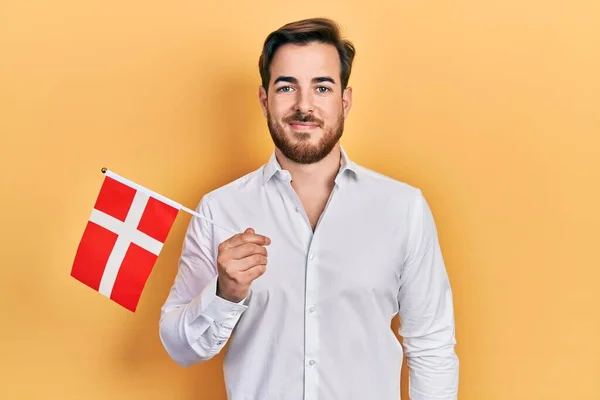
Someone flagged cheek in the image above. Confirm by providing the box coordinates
[321,103,343,124]
[269,96,295,116]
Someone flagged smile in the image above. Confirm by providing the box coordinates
[288,122,319,130]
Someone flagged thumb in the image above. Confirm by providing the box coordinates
[245,227,255,234]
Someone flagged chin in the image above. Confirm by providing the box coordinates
[288,126,322,139]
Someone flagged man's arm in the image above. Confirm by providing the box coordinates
[397,189,459,399]
[159,197,247,367]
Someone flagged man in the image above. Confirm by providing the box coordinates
[159,17,459,400]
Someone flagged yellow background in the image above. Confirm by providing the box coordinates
[1,0,599,399]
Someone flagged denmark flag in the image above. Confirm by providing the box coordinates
[71,170,180,312]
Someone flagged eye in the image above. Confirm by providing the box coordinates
[276,86,294,92]
[316,86,331,93]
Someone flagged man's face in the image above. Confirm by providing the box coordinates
[259,42,352,164]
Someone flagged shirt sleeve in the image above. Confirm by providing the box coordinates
[159,196,248,367]
[397,189,459,399]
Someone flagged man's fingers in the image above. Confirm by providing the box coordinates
[220,228,271,250]
[229,242,268,260]
[242,264,267,281]
[235,254,268,272]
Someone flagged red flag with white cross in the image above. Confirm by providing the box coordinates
[71,169,181,312]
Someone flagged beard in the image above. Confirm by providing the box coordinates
[267,108,344,164]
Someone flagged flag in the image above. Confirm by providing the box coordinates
[71,170,181,312]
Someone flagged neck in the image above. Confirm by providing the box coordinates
[275,144,342,191]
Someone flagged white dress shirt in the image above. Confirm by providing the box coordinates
[159,147,459,400]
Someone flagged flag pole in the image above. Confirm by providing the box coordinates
[101,167,239,236]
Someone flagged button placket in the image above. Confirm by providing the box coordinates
[279,178,312,236]
[304,240,320,400]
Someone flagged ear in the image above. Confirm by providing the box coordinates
[258,85,268,118]
[342,86,353,118]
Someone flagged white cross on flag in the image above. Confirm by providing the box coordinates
[71,170,181,312]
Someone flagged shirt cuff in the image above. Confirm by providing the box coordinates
[187,275,248,325]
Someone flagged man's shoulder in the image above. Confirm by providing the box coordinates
[200,164,266,205]
[351,163,431,221]
[353,162,422,198]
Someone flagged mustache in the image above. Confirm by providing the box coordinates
[283,111,323,126]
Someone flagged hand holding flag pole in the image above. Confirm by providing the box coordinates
[71,167,238,312]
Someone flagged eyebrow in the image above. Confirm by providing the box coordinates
[273,76,337,85]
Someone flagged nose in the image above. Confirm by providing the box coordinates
[294,88,314,114]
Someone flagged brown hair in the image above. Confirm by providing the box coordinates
[258,18,356,91]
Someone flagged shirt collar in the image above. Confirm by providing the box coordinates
[262,145,359,187]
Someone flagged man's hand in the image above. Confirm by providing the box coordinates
[216,228,271,303]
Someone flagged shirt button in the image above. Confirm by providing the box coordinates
[309,254,315,260]
[231,311,238,316]
[309,307,315,313]
[295,206,301,212]
[309,360,315,366]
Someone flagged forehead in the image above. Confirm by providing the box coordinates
[270,42,341,83]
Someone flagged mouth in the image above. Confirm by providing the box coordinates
[288,122,320,131]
